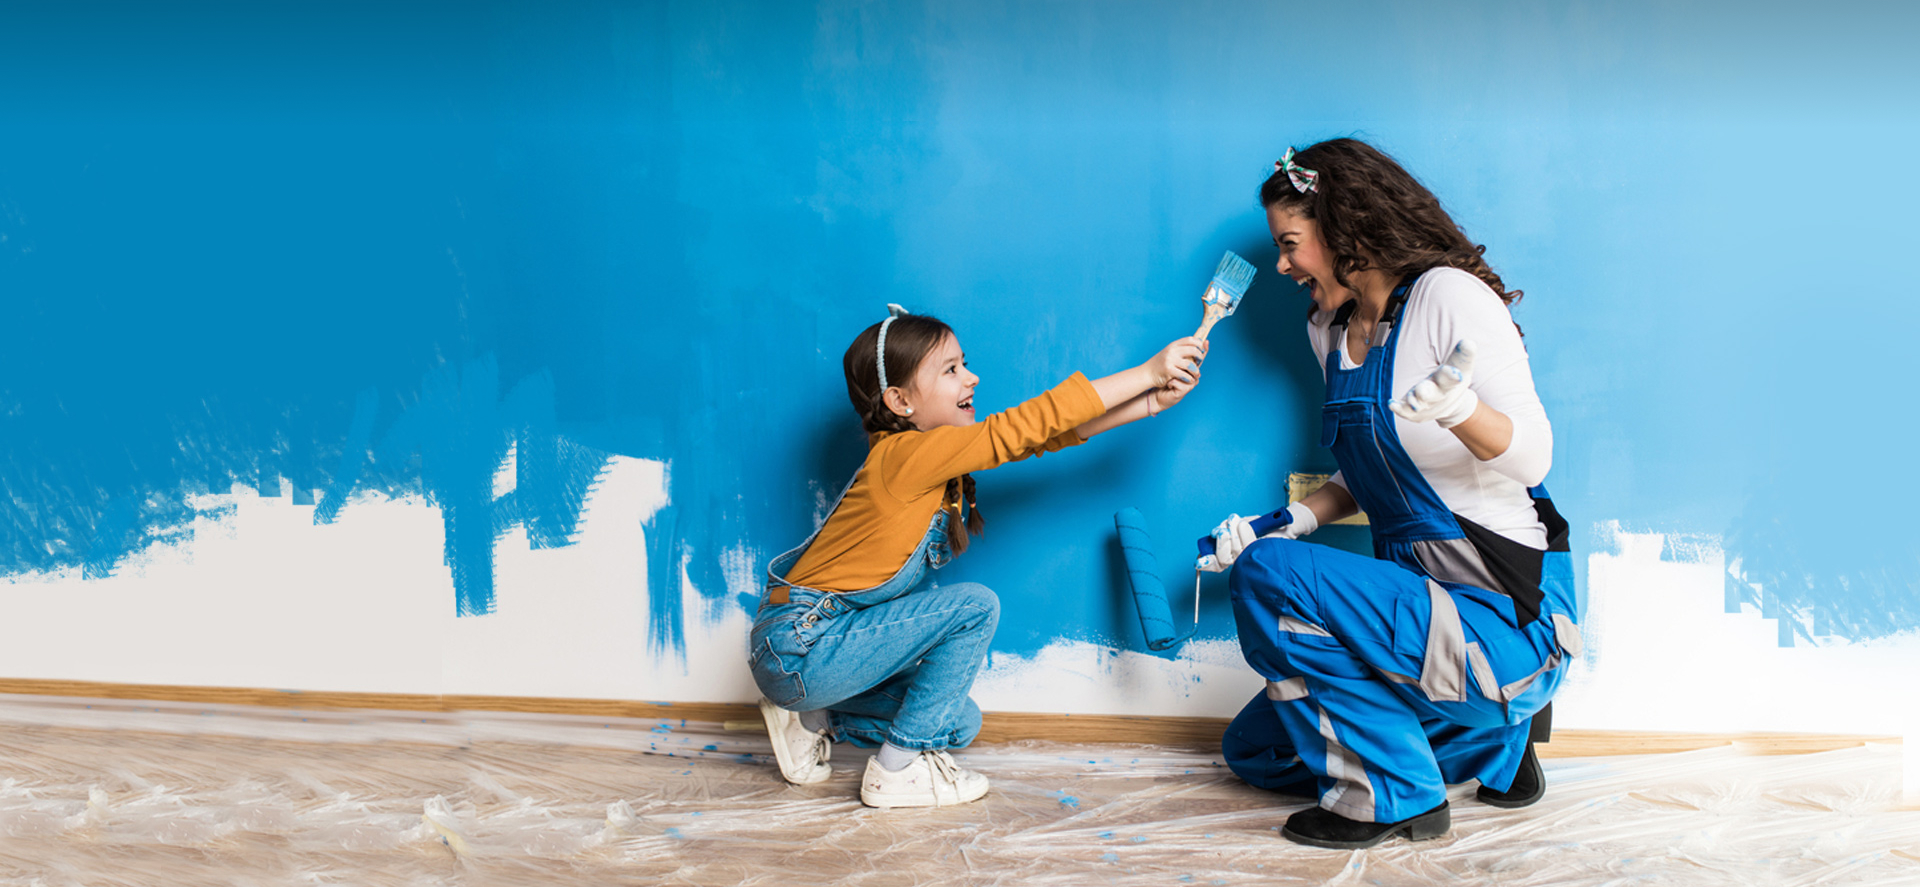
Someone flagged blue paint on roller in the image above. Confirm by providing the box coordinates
[1114,507,1193,652]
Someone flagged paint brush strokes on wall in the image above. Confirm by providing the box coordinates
[2,348,612,619]
[1725,482,1920,647]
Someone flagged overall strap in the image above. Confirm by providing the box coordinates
[1326,274,1418,343]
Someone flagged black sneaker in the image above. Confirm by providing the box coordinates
[1476,740,1545,808]
[1280,801,1450,849]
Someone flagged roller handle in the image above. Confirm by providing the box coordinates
[1195,508,1292,559]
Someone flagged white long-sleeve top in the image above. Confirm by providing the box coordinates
[1310,267,1552,549]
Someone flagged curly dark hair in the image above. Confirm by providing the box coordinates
[840,314,986,555]
[1262,138,1522,313]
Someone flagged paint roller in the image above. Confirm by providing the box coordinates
[1115,507,1197,652]
[1112,507,1291,651]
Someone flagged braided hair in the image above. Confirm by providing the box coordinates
[841,314,987,555]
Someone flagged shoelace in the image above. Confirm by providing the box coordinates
[926,751,961,802]
[807,730,832,766]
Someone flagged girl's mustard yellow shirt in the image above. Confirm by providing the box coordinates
[783,373,1105,595]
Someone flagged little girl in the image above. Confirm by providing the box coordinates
[753,304,1207,808]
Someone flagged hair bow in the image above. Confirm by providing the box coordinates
[1275,147,1319,194]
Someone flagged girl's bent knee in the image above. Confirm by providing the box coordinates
[944,582,1000,625]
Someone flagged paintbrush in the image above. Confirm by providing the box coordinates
[1193,250,1257,341]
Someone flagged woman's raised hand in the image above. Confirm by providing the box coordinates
[1147,337,1208,388]
[1390,339,1478,427]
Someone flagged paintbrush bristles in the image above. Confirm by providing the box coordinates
[1195,251,1256,341]
[1204,251,1256,312]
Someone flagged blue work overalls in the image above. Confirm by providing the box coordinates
[1225,275,1583,823]
[751,479,1000,751]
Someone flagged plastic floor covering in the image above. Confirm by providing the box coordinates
[0,694,1912,886]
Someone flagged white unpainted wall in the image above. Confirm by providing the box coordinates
[1,454,1914,745]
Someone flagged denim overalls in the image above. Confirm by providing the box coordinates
[750,476,1000,751]
[1224,273,1583,824]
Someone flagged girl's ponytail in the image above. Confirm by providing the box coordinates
[944,473,987,555]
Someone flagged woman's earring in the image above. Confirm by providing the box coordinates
[904,407,915,416]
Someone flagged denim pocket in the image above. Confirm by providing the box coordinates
[752,606,817,653]
[749,635,808,708]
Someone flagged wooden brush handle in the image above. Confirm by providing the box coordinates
[1195,303,1228,341]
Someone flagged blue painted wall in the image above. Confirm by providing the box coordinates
[3,1,1914,668]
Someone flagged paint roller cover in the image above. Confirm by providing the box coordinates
[1115,507,1181,652]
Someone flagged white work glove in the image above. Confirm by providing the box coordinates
[1198,502,1319,572]
[1389,339,1479,428]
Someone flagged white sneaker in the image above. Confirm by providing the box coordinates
[759,698,832,785]
[860,750,990,808]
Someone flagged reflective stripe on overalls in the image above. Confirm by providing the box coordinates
[1227,274,1582,823]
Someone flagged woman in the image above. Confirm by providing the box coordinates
[1201,139,1581,848]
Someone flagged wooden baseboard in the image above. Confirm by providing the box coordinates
[0,678,1898,757]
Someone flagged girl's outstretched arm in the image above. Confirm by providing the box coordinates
[1075,337,1207,439]
[1075,374,1193,439]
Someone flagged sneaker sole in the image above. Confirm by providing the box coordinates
[1280,803,1451,849]
[758,699,831,786]
[860,782,990,809]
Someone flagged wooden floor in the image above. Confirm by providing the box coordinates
[0,693,1912,886]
